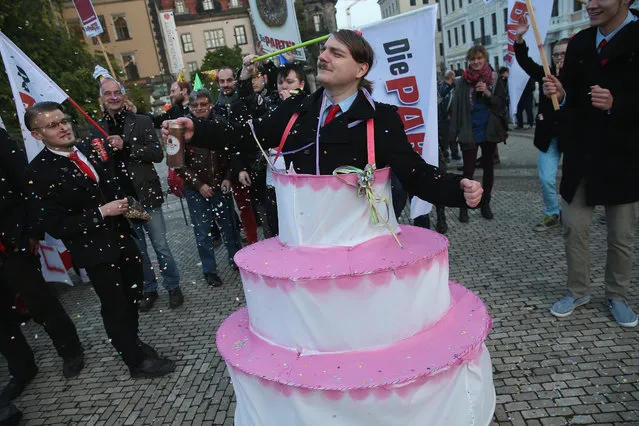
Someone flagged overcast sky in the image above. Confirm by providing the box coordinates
[335,0,382,29]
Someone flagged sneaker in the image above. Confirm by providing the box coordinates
[550,295,592,318]
[139,292,158,312]
[168,287,184,309]
[534,214,560,232]
[205,273,223,287]
[609,299,638,327]
[459,208,469,223]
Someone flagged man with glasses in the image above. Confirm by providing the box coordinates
[178,89,243,287]
[515,19,568,232]
[93,78,183,312]
[24,102,176,377]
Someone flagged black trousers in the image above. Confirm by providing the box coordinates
[250,165,279,238]
[0,250,83,380]
[516,94,534,127]
[84,236,145,367]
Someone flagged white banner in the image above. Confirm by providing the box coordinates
[158,10,184,76]
[362,6,438,218]
[505,0,554,119]
[0,31,72,285]
[248,0,306,61]
[72,0,103,38]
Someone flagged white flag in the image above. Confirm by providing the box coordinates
[504,0,554,119]
[0,31,72,285]
[0,31,68,161]
[158,10,184,76]
[362,6,439,218]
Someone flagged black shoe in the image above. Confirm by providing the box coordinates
[205,273,223,287]
[139,292,158,312]
[481,203,494,220]
[168,287,184,309]
[413,214,430,229]
[129,357,176,378]
[0,403,22,426]
[459,208,469,223]
[136,339,159,359]
[62,353,85,379]
[435,206,448,234]
[0,367,37,405]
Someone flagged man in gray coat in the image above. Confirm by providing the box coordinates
[94,79,183,311]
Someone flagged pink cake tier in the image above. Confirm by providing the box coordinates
[234,225,451,353]
[217,283,495,425]
[272,167,400,247]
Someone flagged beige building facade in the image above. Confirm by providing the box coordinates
[63,0,164,81]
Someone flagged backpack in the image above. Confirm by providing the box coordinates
[167,169,185,198]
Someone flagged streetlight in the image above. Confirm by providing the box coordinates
[345,0,365,28]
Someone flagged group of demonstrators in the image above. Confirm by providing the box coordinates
[0,0,638,421]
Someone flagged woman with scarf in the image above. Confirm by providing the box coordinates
[449,45,508,223]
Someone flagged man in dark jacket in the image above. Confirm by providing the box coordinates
[151,81,190,128]
[24,102,175,377]
[0,129,84,405]
[543,1,639,327]
[516,78,535,129]
[94,79,183,311]
[516,19,568,232]
[163,30,483,209]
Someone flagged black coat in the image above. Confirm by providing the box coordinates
[559,11,639,205]
[0,129,39,252]
[515,41,562,153]
[25,145,134,268]
[191,88,466,207]
[151,104,189,129]
[92,111,164,210]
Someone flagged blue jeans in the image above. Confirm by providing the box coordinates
[132,207,180,293]
[185,188,242,274]
[538,139,561,217]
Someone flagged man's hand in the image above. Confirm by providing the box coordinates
[283,51,295,63]
[590,85,613,111]
[475,82,491,97]
[460,178,483,208]
[221,179,231,194]
[162,117,194,141]
[107,135,124,151]
[238,171,252,187]
[199,183,214,198]
[516,16,529,42]
[542,75,565,102]
[99,198,129,217]
[124,98,138,113]
[240,54,259,80]
[28,238,40,256]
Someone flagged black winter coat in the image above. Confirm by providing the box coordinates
[559,11,639,205]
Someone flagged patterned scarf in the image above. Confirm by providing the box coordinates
[463,64,494,87]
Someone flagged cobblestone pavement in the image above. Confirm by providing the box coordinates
[4,129,638,425]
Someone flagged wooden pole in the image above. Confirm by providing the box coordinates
[95,36,117,79]
[524,0,560,110]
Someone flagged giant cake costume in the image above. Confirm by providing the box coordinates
[216,106,496,425]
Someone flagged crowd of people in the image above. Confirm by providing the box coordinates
[0,0,637,422]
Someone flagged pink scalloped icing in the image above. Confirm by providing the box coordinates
[272,167,391,191]
[216,282,492,393]
[234,225,448,283]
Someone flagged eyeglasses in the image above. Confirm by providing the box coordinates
[34,116,71,131]
[190,102,211,108]
[552,52,566,58]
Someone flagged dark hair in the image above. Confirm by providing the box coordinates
[24,102,64,131]
[278,64,306,84]
[176,81,191,95]
[189,88,213,104]
[498,66,509,75]
[216,66,235,81]
[330,29,375,93]
[555,38,570,48]
[466,44,488,61]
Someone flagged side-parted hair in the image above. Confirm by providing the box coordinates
[189,89,213,104]
[277,63,308,91]
[330,29,375,93]
[466,44,488,61]
[24,101,64,131]
[176,81,192,95]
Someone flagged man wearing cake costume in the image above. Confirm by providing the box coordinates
[164,30,495,426]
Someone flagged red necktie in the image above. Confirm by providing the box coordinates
[323,104,341,126]
[69,151,98,182]
[599,39,608,66]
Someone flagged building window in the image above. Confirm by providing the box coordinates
[230,0,240,7]
[67,20,84,41]
[234,26,247,45]
[422,0,428,3]
[444,0,448,14]
[202,0,214,10]
[181,33,194,52]
[492,12,497,35]
[313,14,322,32]
[462,24,466,43]
[447,30,451,48]
[410,0,416,5]
[112,15,131,40]
[503,8,508,30]
[494,56,499,70]
[451,0,455,11]
[470,21,475,40]
[439,42,444,57]
[204,29,225,49]
[187,61,198,73]
[458,0,462,7]
[573,0,583,11]
[552,0,559,17]
[454,27,459,46]
[175,0,186,14]
[121,53,139,80]
[480,17,485,38]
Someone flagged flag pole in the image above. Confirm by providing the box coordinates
[251,35,330,63]
[94,36,117,79]
[65,97,109,138]
[524,0,560,110]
